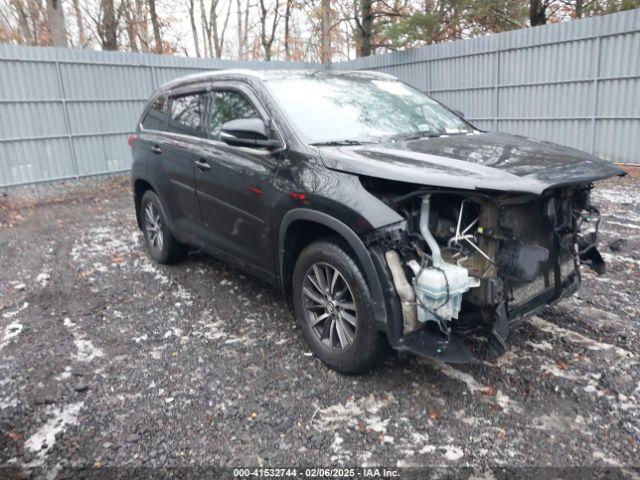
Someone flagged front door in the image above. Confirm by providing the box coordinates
[194,86,280,277]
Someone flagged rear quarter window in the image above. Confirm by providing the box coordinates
[141,95,170,130]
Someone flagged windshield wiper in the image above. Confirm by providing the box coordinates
[310,139,372,147]
[390,131,441,142]
[391,130,472,142]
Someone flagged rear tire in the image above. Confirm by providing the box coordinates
[140,190,187,264]
[292,240,387,374]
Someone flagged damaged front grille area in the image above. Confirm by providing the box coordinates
[361,178,602,361]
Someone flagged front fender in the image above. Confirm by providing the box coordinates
[279,208,389,331]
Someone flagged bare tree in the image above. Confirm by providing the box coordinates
[9,0,41,45]
[211,0,232,57]
[135,0,151,51]
[71,0,87,46]
[147,0,162,52]
[199,0,233,58]
[259,0,280,60]
[530,0,550,25]
[283,0,292,59]
[100,0,118,50]
[188,0,201,56]
[319,0,331,62]
[121,0,139,51]
[356,0,374,56]
[46,0,69,46]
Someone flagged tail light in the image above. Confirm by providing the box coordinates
[128,134,138,148]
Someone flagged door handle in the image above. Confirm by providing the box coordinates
[151,145,162,155]
[195,159,211,171]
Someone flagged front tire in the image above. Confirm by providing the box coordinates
[292,240,387,374]
[140,190,187,264]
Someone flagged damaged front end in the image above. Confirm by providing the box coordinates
[363,178,606,363]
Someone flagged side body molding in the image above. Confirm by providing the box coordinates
[279,209,388,330]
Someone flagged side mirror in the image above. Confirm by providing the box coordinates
[451,108,465,119]
[220,118,282,149]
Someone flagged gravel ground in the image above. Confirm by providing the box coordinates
[0,173,639,477]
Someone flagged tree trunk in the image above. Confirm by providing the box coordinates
[188,0,201,57]
[236,0,244,59]
[529,0,547,26]
[147,0,163,53]
[122,0,139,51]
[320,0,331,63]
[101,0,118,50]
[359,0,374,57]
[11,0,36,45]
[199,0,210,56]
[71,0,86,46]
[259,0,279,61]
[46,0,68,47]
[283,0,292,60]
[136,0,150,51]
[213,0,232,58]
[242,0,249,58]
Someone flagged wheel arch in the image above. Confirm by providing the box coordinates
[133,177,155,229]
[279,209,388,331]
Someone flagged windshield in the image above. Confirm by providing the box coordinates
[264,74,473,145]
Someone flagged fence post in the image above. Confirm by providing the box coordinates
[55,60,80,181]
[590,36,602,155]
[151,65,158,89]
[493,50,500,132]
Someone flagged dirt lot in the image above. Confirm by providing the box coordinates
[0,174,639,477]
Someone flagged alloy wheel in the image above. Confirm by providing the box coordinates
[302,262,358,350]
[144,202,164,251]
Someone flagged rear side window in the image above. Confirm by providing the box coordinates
[141,94,170,130]
[206,90,260,140]
[167,93,206,136]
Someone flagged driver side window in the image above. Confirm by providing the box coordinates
[207,90,260,140]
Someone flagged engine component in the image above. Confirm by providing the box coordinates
[412,195,480,328]
[496,243,549,282]
[385,250,419,333]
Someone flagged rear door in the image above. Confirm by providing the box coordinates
[194,85,280,277]
[153,90,207,235]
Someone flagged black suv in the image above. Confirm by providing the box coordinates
[131,70,623,373]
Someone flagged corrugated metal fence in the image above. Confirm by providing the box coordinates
[0,46,315,187]
[0,9,638,187]
[334,8,640,165]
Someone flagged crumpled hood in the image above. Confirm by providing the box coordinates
[319,132,625,195]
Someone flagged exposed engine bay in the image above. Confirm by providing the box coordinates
[362,177,606,362]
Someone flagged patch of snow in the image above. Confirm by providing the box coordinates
[163,327,183,339]
[602,252,640,267]
[0,322,23,350]
[525,340,553,352]
[24,402,83,466]
[540,363,581,381]
[73,338,104,362]
[420,358,522,413]
[63,317,104,362]
[2,302,28,319]
[528,316,636,359]
[55,366,72,381]
[418,444,464,461]
[591,451,622,467]
[36,272,50,287]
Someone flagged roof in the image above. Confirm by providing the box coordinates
[158,69,398,92]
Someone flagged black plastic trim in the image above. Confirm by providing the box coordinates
[279,209,388,330]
